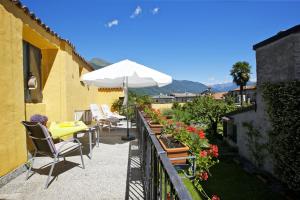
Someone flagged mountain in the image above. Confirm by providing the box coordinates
[211,81,256,92]
[130,80,208,95]
[89,58,111,69]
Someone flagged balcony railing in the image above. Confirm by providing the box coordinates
[136,110,192,200]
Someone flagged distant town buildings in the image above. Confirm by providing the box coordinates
[170,92,200,102]
[211,92,227,100]
[228,85,256,104]
[152,94,175,103]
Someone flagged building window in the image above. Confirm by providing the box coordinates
[23,41,43,103]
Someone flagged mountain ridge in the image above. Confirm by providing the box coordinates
[130,80,208,95]
[211,81,256,92]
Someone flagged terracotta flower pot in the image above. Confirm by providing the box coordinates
[158,135,189,164]
[148,121,163,135]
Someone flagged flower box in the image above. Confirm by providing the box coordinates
[158,135,189,164]
[148,121,163,135]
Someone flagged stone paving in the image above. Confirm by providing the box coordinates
[0,123,144,200]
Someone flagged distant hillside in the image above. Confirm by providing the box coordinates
[130,80,208,95]
[212,81,256,92]
[89,58,111,69]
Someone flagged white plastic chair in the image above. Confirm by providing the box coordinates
[90,104,119,132]
[101,104,126,120]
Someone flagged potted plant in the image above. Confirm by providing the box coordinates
[157,120,189,164]
[142,106,152,122]
[147,108,164,134]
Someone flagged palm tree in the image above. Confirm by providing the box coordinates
[230,61,251,106]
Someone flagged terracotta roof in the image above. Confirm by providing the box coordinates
[7,0,94,71]
[233,85,256,91]
[212,92,227,100]
[253,24,300,50]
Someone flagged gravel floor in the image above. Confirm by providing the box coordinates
[0,123,143,200]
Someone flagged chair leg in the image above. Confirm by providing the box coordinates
[96,126,100,147]
[44,157,57,189]
[25,150,37,181]
[88,129,92,159]
[79,145,85,169]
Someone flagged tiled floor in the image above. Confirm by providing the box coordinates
[0,123,144,200]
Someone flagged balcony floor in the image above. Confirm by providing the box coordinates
[0,122,144,200]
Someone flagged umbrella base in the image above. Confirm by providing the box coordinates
[121,135,136,141]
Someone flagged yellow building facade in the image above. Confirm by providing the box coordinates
[0,0,123,176]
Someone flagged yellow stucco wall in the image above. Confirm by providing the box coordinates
[0,4,27,176]
[151,103,185,111]
[0,2,122,176]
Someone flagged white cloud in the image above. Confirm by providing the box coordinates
[152,7,159,15]
[130,6,142,18]
[105,19,119,28]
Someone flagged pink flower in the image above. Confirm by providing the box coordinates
[209,144,219,157]
[199,171,208,181]
[200,150,208,157]
[211,195,220,200]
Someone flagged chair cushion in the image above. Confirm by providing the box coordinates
[55,141,80,155]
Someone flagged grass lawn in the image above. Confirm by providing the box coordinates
[180,158,283,200]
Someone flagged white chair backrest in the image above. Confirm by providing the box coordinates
[90,104,105,120]
[101,104,111,115]
[74,110,84,121]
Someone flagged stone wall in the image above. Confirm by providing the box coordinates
[227,110,273,173]
[225,29,300,175]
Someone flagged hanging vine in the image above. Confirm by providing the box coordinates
[262,81,300,191]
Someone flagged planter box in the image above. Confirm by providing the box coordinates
[148,121,163,135]
[158,135,189,164]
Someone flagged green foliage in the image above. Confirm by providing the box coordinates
[172,101,181,110]
[262,81,300,191]
[172,108,193,125]
[161,108,174,117]
[230,61,251,87]
[242,121,267,168]
[184,96,236,135]
[111,92,152,119]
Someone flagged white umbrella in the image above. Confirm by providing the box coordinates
[81,59,172,140]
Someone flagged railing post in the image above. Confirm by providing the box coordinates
[153,150,158,200]
[145,135,151,200]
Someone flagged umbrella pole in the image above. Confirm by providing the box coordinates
[122,76,136,141]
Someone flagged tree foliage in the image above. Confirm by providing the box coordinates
[173,96,236,135]
[230,61,251,106]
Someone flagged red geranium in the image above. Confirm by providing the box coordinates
[209,144,219,157]
[199,150,207,157]
[186,126,196,133]
[199,171,208,181]
[211,195,220,200]
[198,130,205,139]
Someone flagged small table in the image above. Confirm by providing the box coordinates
[49,121,99,159]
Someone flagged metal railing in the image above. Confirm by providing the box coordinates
[136,110,192,200]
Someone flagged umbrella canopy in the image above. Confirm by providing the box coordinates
[81,59,172,88]
[81,59,172,140]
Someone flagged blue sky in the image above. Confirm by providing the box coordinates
[22,0,300,85]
